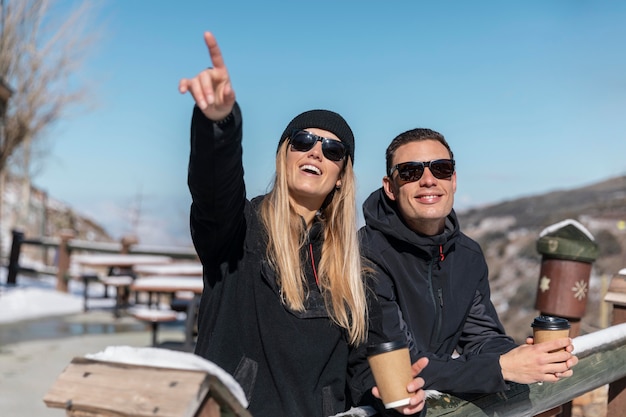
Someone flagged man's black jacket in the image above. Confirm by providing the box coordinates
[349,188,517,409]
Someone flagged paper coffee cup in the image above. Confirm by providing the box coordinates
[531,315,570,352]
[367,341,413,409]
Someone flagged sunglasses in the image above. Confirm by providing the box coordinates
[389,159,455,182]
[289,130,347,162]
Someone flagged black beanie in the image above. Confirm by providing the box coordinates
[278,109,355,163]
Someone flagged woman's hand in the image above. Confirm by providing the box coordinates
[178,31,236,121]
[372,357,429,415]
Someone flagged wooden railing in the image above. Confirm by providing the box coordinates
[422,322,626,417]
[4,228,198,286]
[6,228,626,417]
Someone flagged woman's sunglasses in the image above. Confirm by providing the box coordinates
[289,130,347,162]
[389,159,455,182]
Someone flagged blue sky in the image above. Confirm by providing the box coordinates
[37,1,626,246]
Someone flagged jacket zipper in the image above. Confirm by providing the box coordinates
[428,257,444,347]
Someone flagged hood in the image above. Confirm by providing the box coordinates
[362,188,460,250]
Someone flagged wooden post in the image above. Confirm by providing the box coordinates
[605,271,626,417]
[117,235,139,307]
[6,229,24,285]
[120,234,138,254]
[55,229,75,292]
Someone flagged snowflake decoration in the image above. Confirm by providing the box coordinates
[539,276,551,293]
[571,280,588,301]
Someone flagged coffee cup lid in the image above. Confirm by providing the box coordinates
[531,315,570,330]
[366,340,408,356]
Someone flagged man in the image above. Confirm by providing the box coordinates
[349,128,577,414]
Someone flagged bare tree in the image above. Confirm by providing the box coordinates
[0,0,101,253]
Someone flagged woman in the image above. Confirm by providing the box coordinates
[179,32,426,417]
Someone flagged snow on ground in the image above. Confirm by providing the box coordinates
[0,269,113,324]
[0,287,82,323]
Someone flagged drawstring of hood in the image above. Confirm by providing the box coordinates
[309,242,319,286]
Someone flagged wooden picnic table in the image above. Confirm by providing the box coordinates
[130,276,204,350]
[131,276,203,293]
[72,254,173,269]
[72,254,174,316]
[133,262,203,277]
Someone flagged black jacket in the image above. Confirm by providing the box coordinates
[350,188,517,408]
[188,104,352,417]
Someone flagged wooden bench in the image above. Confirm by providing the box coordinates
[79,273,100,312]
[131,277,203,351]
[131,308,180,347]
[80,273,134,317]
[101,275,135,317]
[43,354,252,417]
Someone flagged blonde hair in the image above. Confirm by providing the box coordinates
[260,141,367,345]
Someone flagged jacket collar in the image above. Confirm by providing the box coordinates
[362,187,460,251]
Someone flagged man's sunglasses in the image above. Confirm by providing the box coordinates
[289,130,347,162]
[388,159,455,182]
